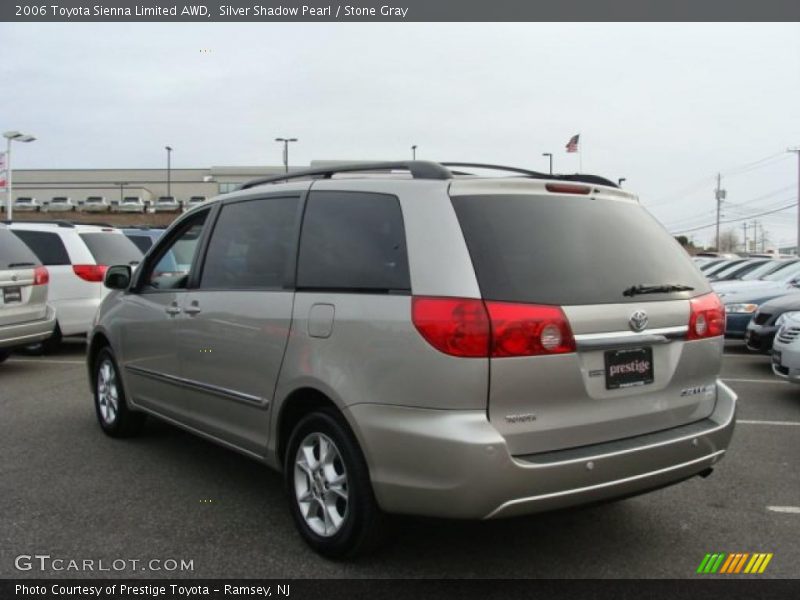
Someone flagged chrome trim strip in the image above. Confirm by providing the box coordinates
[485,449,726,519]
[125,364,268,408]
[511,379,735,469]
[574,325,688,350]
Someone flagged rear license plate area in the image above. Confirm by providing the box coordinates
[604,347,654,390]
[2,286,22,304]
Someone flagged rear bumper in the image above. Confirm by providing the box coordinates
[349,380,737,519]
[52,297,101,336]
[0,305,57,349]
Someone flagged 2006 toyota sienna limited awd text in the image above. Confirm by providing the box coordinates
[87,161,736,558]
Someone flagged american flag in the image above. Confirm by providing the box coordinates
[565,134,580,153]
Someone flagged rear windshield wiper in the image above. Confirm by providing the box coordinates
[8,262,36,268]
[623,283,695,297]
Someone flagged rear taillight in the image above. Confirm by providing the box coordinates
[485,301,576,356]
[33,266,49,286]
[412,297,576,358]
[688,292,725,340]
[412,297,490,357]
[72,264,108,282]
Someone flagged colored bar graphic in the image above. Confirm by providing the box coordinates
[697,552,772,574]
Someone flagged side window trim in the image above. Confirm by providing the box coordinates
[192,192,307,292]
[132,206,215,293]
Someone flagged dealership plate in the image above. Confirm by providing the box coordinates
[2,286,22,304]
[604,347,654,390]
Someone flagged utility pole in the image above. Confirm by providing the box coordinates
[752,220,758,253]
[714,173,726,251]
[411,145,417,160]
[789,147,800,254]
[743,222,748,253]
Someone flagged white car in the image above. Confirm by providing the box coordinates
[7,222,142,349]
[47,197,77,212]
[153,196,181,212]
[82,196,110,213]
[116,196,146,213]
[12,197,42,212]
[772,313,800,383]
[185,196,206,211]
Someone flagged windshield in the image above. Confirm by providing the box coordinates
[15,198,32,203]
[123,198,140,203]
[451,194,710,305]
[741,260,784,280]
[761,261,800,282]
[713,260,767,280]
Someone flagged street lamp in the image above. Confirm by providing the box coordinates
[411,145,417,160]
[275,137,298,174]
[542,152,553,175]
[3,130,36,220]
[115,182,128,206]
[618,177,626,187]
[165,146,173,198]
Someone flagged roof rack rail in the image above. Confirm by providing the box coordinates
[79,221,116,227]
[1,219,75,228]
[240,161,452,190]
[441,162,619,188]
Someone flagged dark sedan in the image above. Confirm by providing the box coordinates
[745,292,800,353]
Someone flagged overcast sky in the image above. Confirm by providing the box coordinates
[1,22,799,247]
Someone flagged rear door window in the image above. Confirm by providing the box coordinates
[297,191,410,293]
[79,233,143,265]
[451,194,710,305]
[200,197,299,290]
[12,230,71,266]
[0,229,40,269]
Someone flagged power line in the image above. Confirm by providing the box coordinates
[669,200,798,234]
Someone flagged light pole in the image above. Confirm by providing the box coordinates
[116,182,128,206]
[618,177,626,187]
[542,152,553,175]
[789,147,800,254]
[165,146,172,198]
[275,137,298,174]
[3,131,36,220]
[411,145,417,160]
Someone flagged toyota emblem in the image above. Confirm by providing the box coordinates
[629,310,648,332]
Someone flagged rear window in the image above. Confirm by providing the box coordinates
[297,191,410,293]
[12,230,71,266]
[126,234,154,253]
[79,233,143,265]
[451,194,710,305]
[0,229,40,269]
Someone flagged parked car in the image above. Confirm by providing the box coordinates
[46,197,77,212]
[185,196,207,211]
[9,222,142,350]
[122,227,164,253]
[745,293,800,353]
[704,259,749,279]
[706,258,770,282]
[0,225,56,362]
[82,196,110,213]
[116,196,147,214]
[771,312,800,382]
[699,259,731,273]
[12,197,42,212]
[88,161,735,558]
[153,196,181,213]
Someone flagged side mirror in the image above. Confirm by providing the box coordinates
[104,265,132,290]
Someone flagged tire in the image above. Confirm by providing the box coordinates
[284,408,389,558]
[0,349,11,363]
[93,347,145,437]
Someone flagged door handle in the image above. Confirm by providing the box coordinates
[165,303,181,316]
[184,302,201,316]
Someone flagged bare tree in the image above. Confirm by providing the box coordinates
[718,229,740,252]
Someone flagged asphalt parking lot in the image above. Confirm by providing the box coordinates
[1,340,798,579]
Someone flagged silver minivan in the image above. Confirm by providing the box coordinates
[88,162,736,557]
[0,225,56,361]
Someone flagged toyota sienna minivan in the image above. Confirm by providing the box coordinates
[88,161,736,557]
